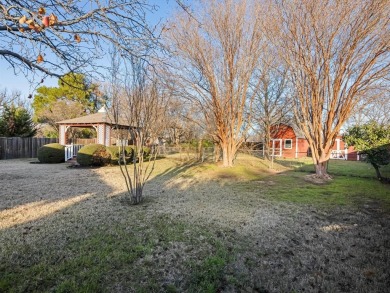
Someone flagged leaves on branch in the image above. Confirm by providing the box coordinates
[38,7,46,15]
[34,24,42,32]
[0,1,155,78]
[49,14,58,26]
[37,54,44,63]
[19,15,27,24]
[42,16,49,27]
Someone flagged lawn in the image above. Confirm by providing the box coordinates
[0,155,389,292]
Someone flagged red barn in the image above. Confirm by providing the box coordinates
[269,124,359,161]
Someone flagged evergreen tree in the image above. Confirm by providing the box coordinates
[344,122,390,181]
[0,104,36,137]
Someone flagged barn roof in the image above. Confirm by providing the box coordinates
[56,107,131,128]
[273,122,306,138]
[290,124,305,138]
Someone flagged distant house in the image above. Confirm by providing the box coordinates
[269,123,360,161]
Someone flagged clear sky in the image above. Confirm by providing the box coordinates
[0,0,183,102]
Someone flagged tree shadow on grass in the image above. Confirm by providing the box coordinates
[0,160,115,212]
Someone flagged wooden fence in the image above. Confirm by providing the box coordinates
[0,137,58,159]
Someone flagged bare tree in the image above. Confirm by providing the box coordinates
[165,0,264,167]
[0,88,24,108]
[108,52,167,205]
[266,0,390,178]
[253,57,292,160]
[0,1,155,81]
[348,91,390,126]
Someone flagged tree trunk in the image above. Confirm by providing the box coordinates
[264,124,271,161]
[198,139,203,161]
[221,141,235,167]
[222,144,229,166]
[214,142,220,162]
[313,159,333,179]
[372,163,383,181]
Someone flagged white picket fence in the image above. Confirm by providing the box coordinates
[65,144,84,161]
[330,149,347,160]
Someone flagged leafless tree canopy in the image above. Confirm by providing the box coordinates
[348,91,390,126]
[165,0,264,167]
[0,88,24,108]
[252,54,293,160]
[0,0,155,80]
[106,49,169,204]
[266,0,390,177]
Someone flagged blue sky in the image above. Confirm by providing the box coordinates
[0,0,184,102]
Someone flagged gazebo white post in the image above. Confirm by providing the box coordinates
[97,124,105,145]
[59,125,66,145]
[105,125,111,146]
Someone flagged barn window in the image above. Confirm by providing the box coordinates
[284,139,292,149]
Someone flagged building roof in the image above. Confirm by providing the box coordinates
[272,122,306,138]
[290,123,305,138]
[56,107,131,127]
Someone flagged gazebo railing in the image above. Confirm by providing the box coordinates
[330,149,347,160]
[65,144,84,161]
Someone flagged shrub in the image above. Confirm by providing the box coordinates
[142,146,151,157]
[106,146,134,164]
[37,143,65,163]
[77,144,111,167]
[130,146,151,160]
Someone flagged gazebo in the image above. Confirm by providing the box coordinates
[57,107,131,147]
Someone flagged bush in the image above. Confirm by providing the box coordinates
[103,145,150,165]
[106,146,134,164]
[77,144,111,167]
[142,146,151,157]
[37,143,65,163]
[131,146,151,159]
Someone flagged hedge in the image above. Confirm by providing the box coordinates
[37,143,65,163]
[77,144,111,166]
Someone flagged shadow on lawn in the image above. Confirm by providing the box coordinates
[0,160,114,213]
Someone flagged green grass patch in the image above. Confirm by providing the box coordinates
[184,154,287,181]
[0,213,237,293]
[276,158,390,179]
[232,169,390,211]
[186,236,231,293]
[272,172,388,207]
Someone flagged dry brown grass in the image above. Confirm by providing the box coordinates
[0,156,389,292]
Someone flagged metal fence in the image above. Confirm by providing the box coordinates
[0,137,58,159]
[156,146,216,162]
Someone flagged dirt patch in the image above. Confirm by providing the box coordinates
[304,174,332,185]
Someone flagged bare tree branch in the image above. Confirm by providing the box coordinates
[0,0,157,81]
